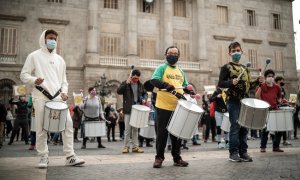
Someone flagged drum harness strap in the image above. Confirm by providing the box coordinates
[35,86,61,100]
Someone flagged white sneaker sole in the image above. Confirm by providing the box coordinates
[66,160,85,166]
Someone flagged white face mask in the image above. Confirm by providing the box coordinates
[266,77,274,84]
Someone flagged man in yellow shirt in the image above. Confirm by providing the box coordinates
[151,46,189,168]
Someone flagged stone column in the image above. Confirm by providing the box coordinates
[163,0,173,50]
[127,0,138,66]
[197,0,207,61]
[86,0,98,64]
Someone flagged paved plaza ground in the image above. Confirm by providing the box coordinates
[0,132,299,180]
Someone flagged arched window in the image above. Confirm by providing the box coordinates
[0,79,15,106]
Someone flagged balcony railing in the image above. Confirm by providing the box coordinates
[0,54,17,64]
[99,56,128,66]
[140,59,163,68]
[140,59,201,70]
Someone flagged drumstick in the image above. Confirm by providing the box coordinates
[237,62,251,80]
[262,58,271,73]
[161,84,193,91]
[128,65,135,79]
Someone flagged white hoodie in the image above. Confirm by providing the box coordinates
[20,30,68,100]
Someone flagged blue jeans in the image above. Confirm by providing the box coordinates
[30,131,36,145]
[227,101,248,155]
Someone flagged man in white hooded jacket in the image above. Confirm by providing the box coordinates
[20,29,85,168]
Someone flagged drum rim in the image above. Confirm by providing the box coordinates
[45,101,68,110]
[131,104,151,111]
[241,98,270,109]
[177,99,204,113]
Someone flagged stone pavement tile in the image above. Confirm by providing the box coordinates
[0,157,46,180]
[46,148,300,180]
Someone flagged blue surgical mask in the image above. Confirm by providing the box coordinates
[231,52,241,62]
[46,39,57,50]
[166,55,178,65]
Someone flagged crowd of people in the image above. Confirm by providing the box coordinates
[0,29,300,170]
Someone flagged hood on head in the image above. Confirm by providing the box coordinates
[39,30,57,53]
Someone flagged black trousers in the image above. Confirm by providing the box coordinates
[155,108,182,161]
[107,124,116,140]
[5,120,13,136]
[119,122,125,139]
[9,119,29,144]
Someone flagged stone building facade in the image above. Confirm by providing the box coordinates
[0,0,297,108]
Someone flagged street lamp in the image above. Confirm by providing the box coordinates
[94,73,113,106]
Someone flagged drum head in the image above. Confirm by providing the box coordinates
[178,100,204,113]
[45,101,68,110]
[279,107,294,111]
[132,105,151,111]
[241,98,270,109]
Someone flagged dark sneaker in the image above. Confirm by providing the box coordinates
[98,144,106,148]
[273,148,284,152]
[173,159,189,167]
[229,153,241,162]
[153,158,163,168]
[240,153,253,162]
[81,145,86,149]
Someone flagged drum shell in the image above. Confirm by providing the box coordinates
[221,112,230,132]
[139,125,155,139]
[267,108,294,131]
[238,98,269,130]
[84,121,106,137]
[43,101,68,132]
[167,100,203,140]
[129,105,151,128]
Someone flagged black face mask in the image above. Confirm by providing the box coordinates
[166,55,178,65]
[280,82,285,87]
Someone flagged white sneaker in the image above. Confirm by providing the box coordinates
[218,143,225,149]
[38,156,49,169]
[65,155,85,166]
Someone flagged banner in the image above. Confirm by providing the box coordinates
[204,85,216,95]
[73,92,83,106]
[289,94,297,103]
[13,85,27,96]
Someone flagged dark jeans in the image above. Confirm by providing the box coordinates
[119,121,125,139]
[9,119,29,144]
[83,137,102,146]
[155,108,182,161]
[204,117,216,140]
[5,120,13,136]
[107,124,116,141]
[74,128,79,140]
[260,128,282,148]
[227,101,248,155]
[30,131,36,145]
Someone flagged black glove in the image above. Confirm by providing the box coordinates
[183,87,195,95]
[165,84,175,92]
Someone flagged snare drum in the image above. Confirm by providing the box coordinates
[267,107,294,131]
[129,105,151,128]
[84,121,106,137]
[167,100,204,140]
[221,112,230,132]
[43,101,68,132]
[238,98,270,129]
[139,125,155,139]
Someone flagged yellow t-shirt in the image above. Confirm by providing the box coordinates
[151,63,188,111]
